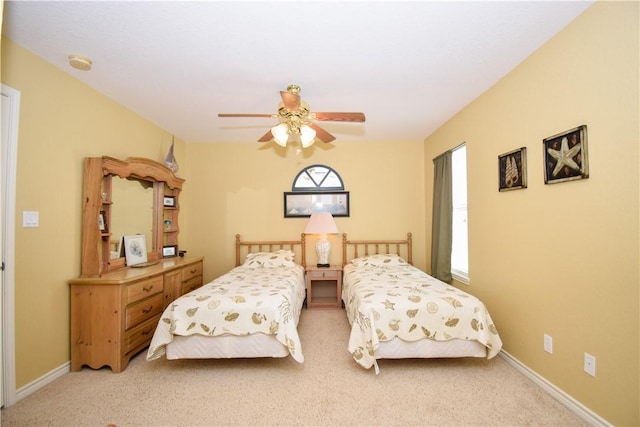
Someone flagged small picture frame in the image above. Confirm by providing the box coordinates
[498,147,527,192]
[123,235,148,266]
[116,236,124,258]
[162,245,177,258]
[163,196,176,207]
[543,125,589,184]
[98,211,108,232]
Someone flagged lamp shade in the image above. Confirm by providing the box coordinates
[300,125,316,148]
[304,212,339,235]
[271,123,289,147]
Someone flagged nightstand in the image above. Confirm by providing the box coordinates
[306,265,342,309]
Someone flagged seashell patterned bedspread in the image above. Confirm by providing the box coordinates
[147,265,306,362]
[342,262,502,370]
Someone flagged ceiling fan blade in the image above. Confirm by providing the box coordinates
[218,113,275,118]
[313,112,366,122]
[220,86,364,145]
[257,129,274,142]
[280,91,300,112]
[309,123,336,143]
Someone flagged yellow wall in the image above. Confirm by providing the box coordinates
[184,140,426,282]
[423,2,638,425]
[0,38,185,387]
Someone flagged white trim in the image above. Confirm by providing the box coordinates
[451,270,469,285]
[1,84,20,408]
[499,350,612,427]
[15,362,70,402]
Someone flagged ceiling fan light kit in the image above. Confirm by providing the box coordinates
[300,125,316,148]
[219,84,365,148]
[271,123,289,147]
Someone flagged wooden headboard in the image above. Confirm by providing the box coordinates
[235,234,307,268]
[342,232,413,266]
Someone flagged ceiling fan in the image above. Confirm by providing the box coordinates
[218,84,366,147]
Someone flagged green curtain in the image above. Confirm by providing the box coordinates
[431,151,452,282]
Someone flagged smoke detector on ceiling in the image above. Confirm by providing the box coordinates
[68,54,92,71]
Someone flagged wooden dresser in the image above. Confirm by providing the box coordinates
[69,256,203,373]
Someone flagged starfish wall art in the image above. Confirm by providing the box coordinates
[543,125,589,184]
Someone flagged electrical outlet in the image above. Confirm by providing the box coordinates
[544,334,553,354]
[584,353,596,377]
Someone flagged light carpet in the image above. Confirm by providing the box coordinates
[1,309,586,426]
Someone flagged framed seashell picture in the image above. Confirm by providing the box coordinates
[498,147,527,191]
[543,125,589,184]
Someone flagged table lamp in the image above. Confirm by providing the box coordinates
[304,212,339,267]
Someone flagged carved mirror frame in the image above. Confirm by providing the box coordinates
[80,156,184,277]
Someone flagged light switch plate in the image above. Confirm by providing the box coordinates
[22,211,39,227]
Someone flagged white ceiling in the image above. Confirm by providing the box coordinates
[2,1,594,144]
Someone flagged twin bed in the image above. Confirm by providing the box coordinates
[147,232,502,373]
[341,233,502,373]
[147,234,307,363]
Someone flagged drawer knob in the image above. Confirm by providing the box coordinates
[190,268,197,273]
[142,306,153,314]
[143,285,154,292]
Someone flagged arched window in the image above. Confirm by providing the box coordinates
[291,165,344,191]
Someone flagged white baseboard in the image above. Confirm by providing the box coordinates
[15,361,70,403]
[499,350,611,427]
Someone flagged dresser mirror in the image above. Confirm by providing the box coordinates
[109,177,154,259]
[80,156,184,277]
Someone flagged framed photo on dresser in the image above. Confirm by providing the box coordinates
[162,245,177,258]
[123,235,148,266]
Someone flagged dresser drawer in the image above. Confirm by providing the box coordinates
[125,293,163,330]
[182,262,203,282]
[124,315,160,354]
[308,269,340,280]
[181,276,202,295]
[126,276,163,305]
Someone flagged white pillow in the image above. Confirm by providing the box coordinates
[351,253,409,267]
[243,250,297,268]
